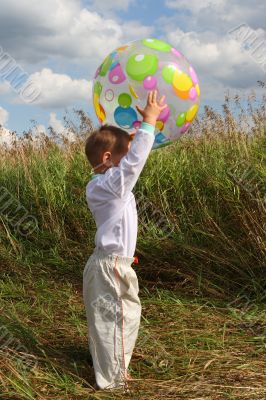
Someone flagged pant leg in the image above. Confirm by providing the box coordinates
[114,256,142,374]
[82,252,141,390]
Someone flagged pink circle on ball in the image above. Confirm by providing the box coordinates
[143,76,157,90]
[94,66,100,79]
[158,106,170,123]
[180,122,191,134]
[108,63,126,84]
[133,121,141,129]
[105,89,114,101]
[189,87,197,101]
[189,66,198,85]
[171,48,182,58]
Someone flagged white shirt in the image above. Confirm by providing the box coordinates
[86,123,155,257]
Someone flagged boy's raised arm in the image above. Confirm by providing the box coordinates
[102,91,167,197]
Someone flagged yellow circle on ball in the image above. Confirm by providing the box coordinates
[156,120,164,131]
[195,84,200,97]
[93,94,106,122]
[173,70,193,92]
[129,84,139,99]
[186,104,199,122]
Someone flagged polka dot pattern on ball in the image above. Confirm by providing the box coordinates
[143,76,157,90]
[171,48,182,58]
[156,120,164,131]
[126,54,158,81]
[129,85,138,99]
[133,121,141,129]
[143,38,172,52]
[105,89,114,102]
[109,64,126,84]
[195,84,200,97]
[180,122,191,134]
[189,87,197,101]
[99,55,113,77]
[176,112,186,127]
[94,81,102,96]
[158,106,170,123]
[118,93,132,108]
[162,64,177,84]
[93,94,106,123]
[114,106,137,129]
[173,71,193,92]
[186,104,199,122]
[92,38,200,149]
[189,66,199,85]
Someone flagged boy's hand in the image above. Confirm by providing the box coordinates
[136,90,168,127]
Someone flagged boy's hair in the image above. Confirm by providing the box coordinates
[85,124,133,170]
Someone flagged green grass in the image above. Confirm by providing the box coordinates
[0,272,265,399]
[0,90,266,398]
[1,126,265,298]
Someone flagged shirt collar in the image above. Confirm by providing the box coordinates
[91,173,102,180]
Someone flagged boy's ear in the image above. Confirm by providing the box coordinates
[102,151,113,167]
[103,151,111,159]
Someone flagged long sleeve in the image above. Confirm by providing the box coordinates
[100,122,155,198]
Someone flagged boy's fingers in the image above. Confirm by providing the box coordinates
[160,104,168,111]
[152,90,157,103]
[136,105,144,115]
[159,95,166,105]
[147,91,153,104]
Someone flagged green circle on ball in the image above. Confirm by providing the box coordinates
[162,65,176,84]
[99,55,113,77]
[94,81,102,96]
[126,54,158,81]
[143,38,172,52]
[118,93,132,108]
[176,112,186,127]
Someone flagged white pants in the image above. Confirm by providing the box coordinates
[82,249,141,390]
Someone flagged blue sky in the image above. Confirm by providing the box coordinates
[0,0,265,140]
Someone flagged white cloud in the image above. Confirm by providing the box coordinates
[0,0,152,127]
[0,0,264,131]
[119,20,153,44]
[23,68,92,108]
[166,0,225,12]
[164,0,265,33]
[162,25,266,102]
[49,112,65,133]
[0,106,9,126]
[161,0,266,104]
[32,124,46,136]
[0,106,16,147]
[0,0,152,67]
[0,127,15,147]
[49,112,76,142]
[88,0,133,12]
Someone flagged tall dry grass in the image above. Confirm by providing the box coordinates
[0,85,265,299]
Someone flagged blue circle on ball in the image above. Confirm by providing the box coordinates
[114,106,137,129]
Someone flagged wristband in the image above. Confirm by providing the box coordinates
[140,122,155,134]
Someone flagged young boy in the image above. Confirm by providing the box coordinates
[83,90,167,390]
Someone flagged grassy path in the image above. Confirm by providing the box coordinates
[1,269,265,400]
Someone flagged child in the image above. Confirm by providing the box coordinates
[83,90,167,390]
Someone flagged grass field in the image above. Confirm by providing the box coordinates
[1,275,266,399]
[0,88,265,399]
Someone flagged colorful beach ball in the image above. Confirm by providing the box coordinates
[92,38,200,150]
